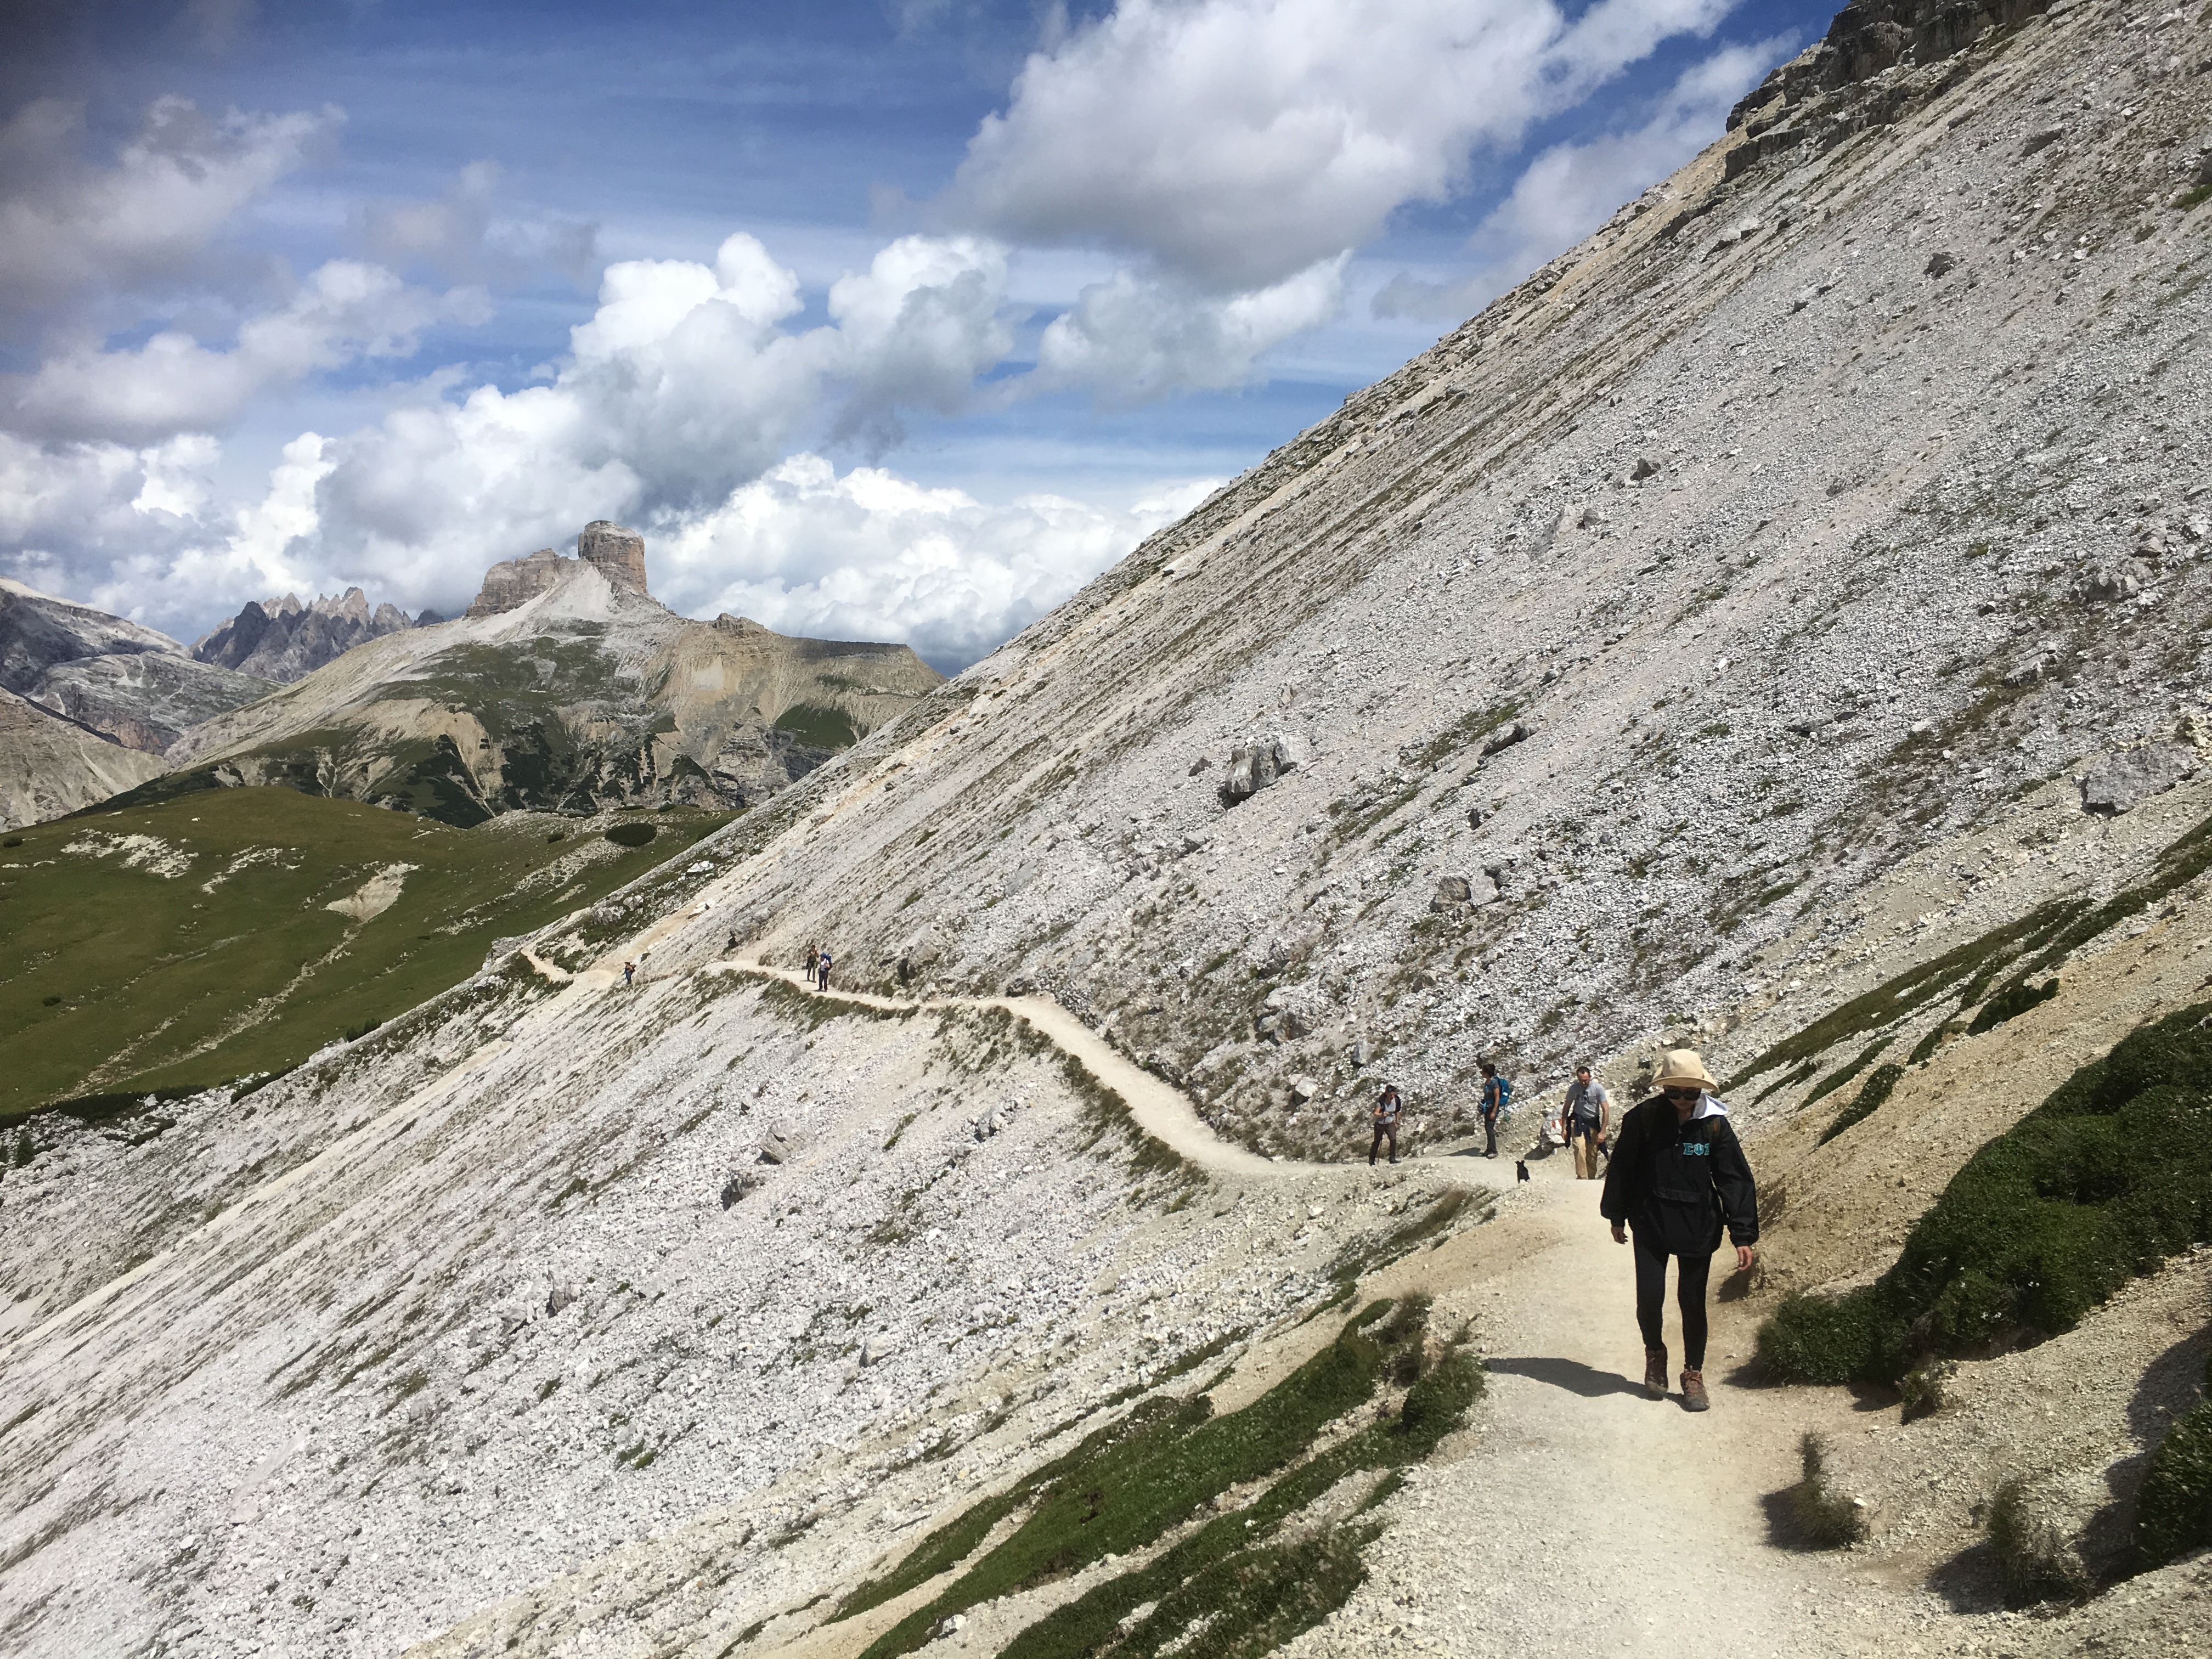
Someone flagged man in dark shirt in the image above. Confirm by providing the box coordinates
[1599,1048,1758,1413]
[1478,1061,1507,1159]
[1369,1085,1402,1166]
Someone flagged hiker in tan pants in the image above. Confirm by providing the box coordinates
[1564,1064,1611,1179]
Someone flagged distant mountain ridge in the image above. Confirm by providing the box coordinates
[193,586,428,683]
[0,579,273,827]
[145,523,947,825]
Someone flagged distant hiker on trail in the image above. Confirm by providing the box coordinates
[897,952,913,987]
[816,949,833,992]
[724,932,737,956]
[621,961,635,988]
[804,943,819,978]
[1478,1060,1510,1160]
[1369,1085,1402,1166]
[1599,1048,1758,1414]
[1565,1064,1611,1180]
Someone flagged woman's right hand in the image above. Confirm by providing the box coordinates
[1610,1222,1627,1245]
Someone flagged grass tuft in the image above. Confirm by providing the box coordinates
[839,1295,1480,1659]
[1989,1477,2091,1605]
[1781,1434,1865,1549]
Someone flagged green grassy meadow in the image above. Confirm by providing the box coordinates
[0,787,729,1118]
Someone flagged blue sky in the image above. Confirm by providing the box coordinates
[0,0,1838,668]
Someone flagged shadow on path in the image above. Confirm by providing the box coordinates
[1484,1356,1649,1400]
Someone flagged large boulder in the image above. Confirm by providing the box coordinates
[2080,743,2197,816]
[1218,732,1309,806]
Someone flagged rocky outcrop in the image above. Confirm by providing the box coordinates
[192,588,418,683]
[467,523,651,618]
[0,689,167,828]
[2080,744,2197,816]
[464,547,569,618]
[1,577,179,691]
[27,651,273,753]
[1218,733,1308,805]
[578,520,648,594]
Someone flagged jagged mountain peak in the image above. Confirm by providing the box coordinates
[195,585,420,685]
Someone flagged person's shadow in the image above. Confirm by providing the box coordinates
[1484,1356,1647,1400]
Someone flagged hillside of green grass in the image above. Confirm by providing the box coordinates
[0,788,730,1118]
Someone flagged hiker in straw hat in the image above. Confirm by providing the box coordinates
[1598,1048,1759,1412]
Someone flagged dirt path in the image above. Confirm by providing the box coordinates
[675,964,1926,1655]
[1304,1165,1934,1658]
[721,963,1501,1189]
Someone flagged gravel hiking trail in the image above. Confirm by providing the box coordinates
[1316,1175,1938,1659]
[708,966,1943,1657]
[721,963,1482,1186]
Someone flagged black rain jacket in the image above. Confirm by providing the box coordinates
[1598,1096,1759,1256]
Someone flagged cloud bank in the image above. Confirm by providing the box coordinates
[0,1,1793,668]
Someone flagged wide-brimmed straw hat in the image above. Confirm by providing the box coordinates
[1654,1048,1718,1090]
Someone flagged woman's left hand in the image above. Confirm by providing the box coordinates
[1736,1245,1756,1273]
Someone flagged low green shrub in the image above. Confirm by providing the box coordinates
[1759,1003,2212,1385]
[2135,1355,2212,1568]
[1898,1358,1955,1423]
[845,1295,1479,1659]
[1782,1434,1865,1549]
[1989,1477,2091,1605]
[1819,1063,1905,1146]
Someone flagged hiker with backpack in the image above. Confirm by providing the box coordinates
[1479,1060,1510,1159]
[1369,1085,1403,1166]
[1599,1049,1759,1413]
[816,948,833,991]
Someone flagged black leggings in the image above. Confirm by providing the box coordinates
[1632,1230,1713,1370]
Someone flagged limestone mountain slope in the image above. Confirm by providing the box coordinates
[0,689,167,830]
[193,586,425,683]
[631,0,2212,1164]
[5,3,2212,1658]
[154,524,945,825]
[0,579,274,825]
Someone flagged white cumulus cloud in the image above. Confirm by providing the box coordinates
[301,230,1020,590]
[946,0,1736,292]
[5,259,488,445]
[0,94,338,319]
[652,454,1220,671]
[1033,255,1347,402]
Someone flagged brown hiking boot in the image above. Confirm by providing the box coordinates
[1680,1369,1710,1412]
[1643,1346,1668,1398]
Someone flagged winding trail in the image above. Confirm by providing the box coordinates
[698,964,1929,1658]
[719,962,1497,1188]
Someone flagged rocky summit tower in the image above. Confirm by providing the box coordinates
[577,521,648,595]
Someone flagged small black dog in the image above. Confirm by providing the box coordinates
[1515,1159,1530,1184]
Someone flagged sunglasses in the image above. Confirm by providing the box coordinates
[1662,1086,1702,1099]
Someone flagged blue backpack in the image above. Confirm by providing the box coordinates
[1487,1074,1513,1115]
